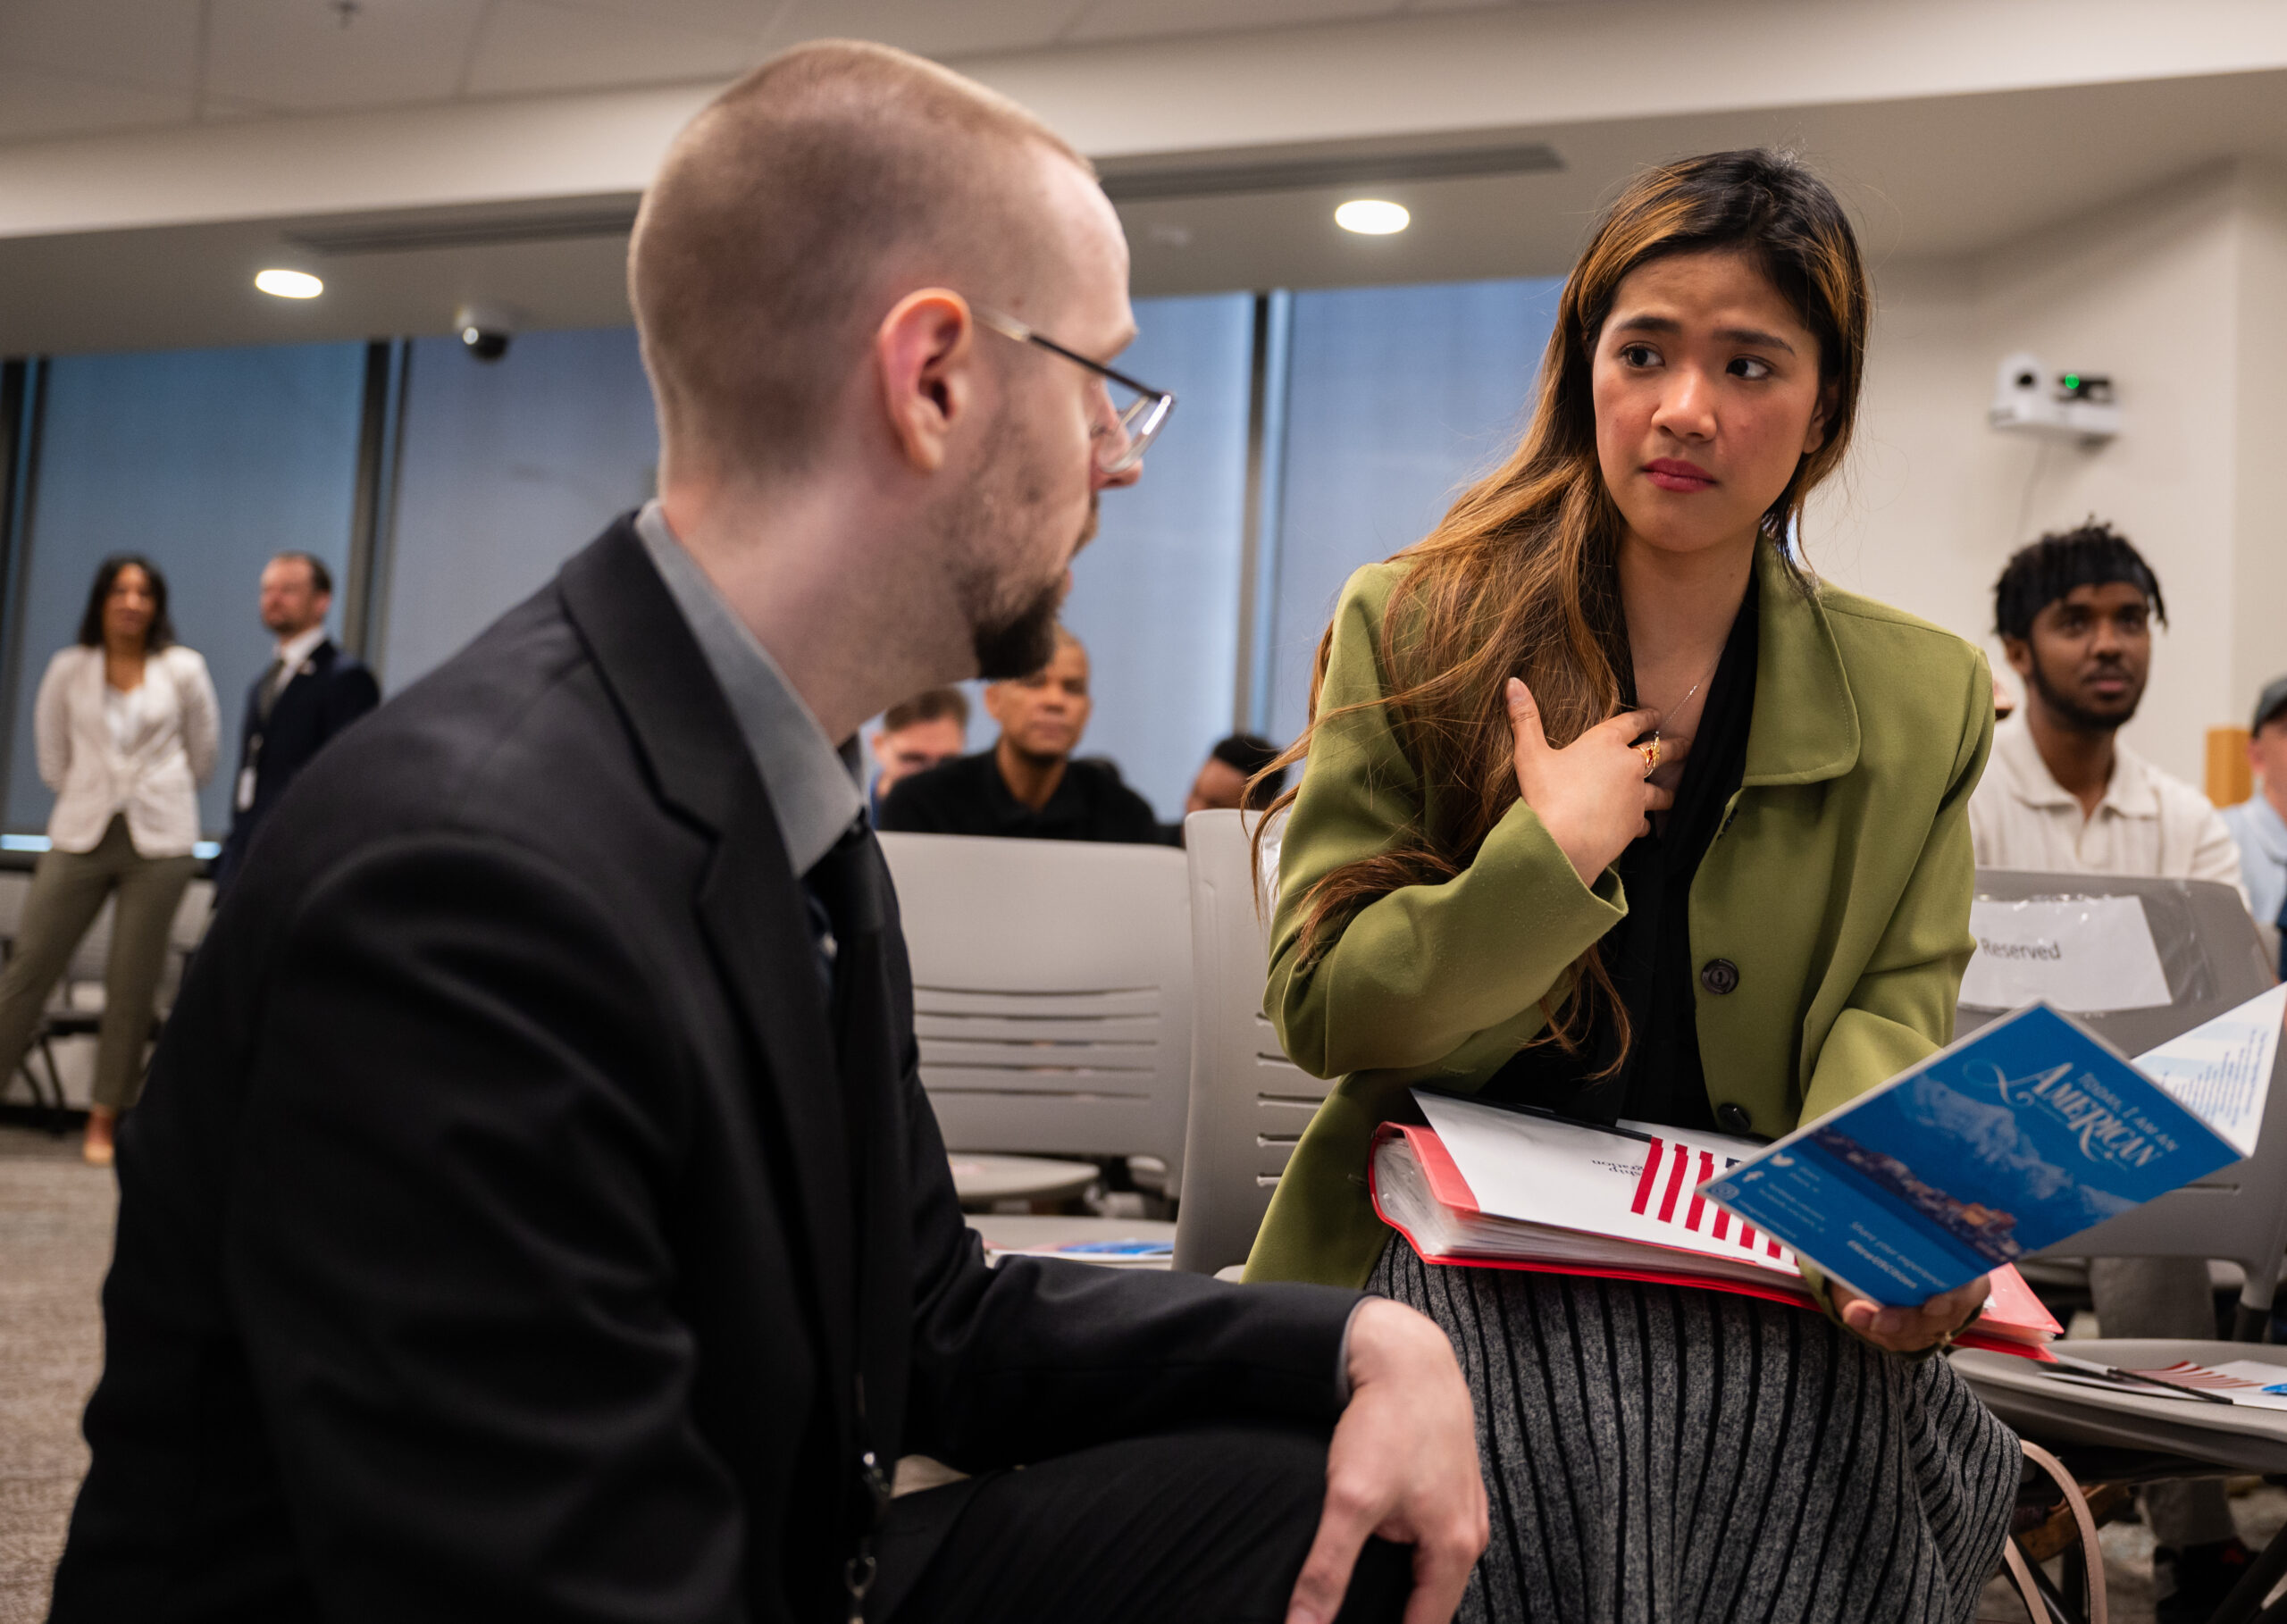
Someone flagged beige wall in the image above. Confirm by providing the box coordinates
[1814,163,2287,791]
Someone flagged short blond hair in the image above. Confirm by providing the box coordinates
[631,40,1089,477]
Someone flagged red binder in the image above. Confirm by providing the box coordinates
[1371,1120,2058,1360]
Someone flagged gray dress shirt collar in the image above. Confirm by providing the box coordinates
[634,501,863,875]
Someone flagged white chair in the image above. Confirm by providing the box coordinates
[1172,808,1329,1277]
[877,832,1194,1195]
[1950,871,2287,1624]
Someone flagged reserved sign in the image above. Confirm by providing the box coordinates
[1959,895,2172,1013]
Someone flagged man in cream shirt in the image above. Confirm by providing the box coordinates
[1969,523,2249,1624]
[1969,530,2242,892]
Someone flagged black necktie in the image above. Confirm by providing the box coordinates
[798,816,899,1612]
[256,657,289,724]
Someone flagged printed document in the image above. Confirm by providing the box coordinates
[1701,1000,2257,1307]
[1959,895,2172,1013]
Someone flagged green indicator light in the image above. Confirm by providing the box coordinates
[2063,373,2081,390]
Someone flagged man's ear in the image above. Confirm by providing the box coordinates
[2001,635,2034,681]
[981,682,1009,727]
[876,290,976,473]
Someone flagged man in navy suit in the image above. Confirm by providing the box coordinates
[215,552,380,889]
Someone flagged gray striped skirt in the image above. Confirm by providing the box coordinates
[1371,1237,2022,1624]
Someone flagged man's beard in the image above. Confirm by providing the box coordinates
[944,425,1096,682]
[2028,652,2141,733]
[972,576,1066,681]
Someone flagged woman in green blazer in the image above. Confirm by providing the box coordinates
[1246,152,2017,1624]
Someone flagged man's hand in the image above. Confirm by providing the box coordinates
[1286,1299,1486,1624]
[1832,1274,1991,1354]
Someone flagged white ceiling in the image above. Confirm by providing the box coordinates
[6,0,2287,354]
[10,65,2287,358]
[0,0,1527,145]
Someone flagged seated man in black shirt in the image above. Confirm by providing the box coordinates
[879,626,1160,842]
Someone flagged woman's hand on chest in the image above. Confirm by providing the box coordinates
[1506,677,1678,884]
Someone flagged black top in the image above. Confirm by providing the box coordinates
[877,749,1162,844]
[51,519,1359,1624]
[1481,577,1761,1133]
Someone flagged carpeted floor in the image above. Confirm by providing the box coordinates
[0,1110,2280,1624]
[0,1122,111,1624]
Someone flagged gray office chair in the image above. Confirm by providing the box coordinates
[1956,871,2285,1338]
[878,832,1194,1194]
[1949,870,2287,1624]
[1172,808,1329,1276]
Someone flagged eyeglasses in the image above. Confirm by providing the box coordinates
[972,305,1175,475]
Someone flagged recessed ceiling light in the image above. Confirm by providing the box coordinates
[255,268,323,299]
[1335,199,1409,236]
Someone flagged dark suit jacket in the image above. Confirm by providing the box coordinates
[52,516,1357,1624]
[216,637,380,888]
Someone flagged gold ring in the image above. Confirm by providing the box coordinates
[1637,738,1661,777]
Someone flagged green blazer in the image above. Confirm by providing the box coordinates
[1245,545,1996,1290]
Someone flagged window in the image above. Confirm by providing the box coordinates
[3,343,366,837]
[1057,293,1255,820]
[378,327,658,691]
[1258,277,1562,749]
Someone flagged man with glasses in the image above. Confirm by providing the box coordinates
[54,38,1484,1624]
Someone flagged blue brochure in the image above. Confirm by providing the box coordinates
[1698,1002,2242,1307]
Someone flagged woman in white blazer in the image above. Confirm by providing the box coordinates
[0,557,217,1164]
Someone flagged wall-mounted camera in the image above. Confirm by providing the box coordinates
[1989,350,2121,443]
[453,302,520,363]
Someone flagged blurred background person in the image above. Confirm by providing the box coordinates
[1164,732,1287,844]
[878,626,1159,842]
[215,552,381,891]
[1968,523,2253,1620]
[2223,675,2287,975]
[1185,732,1286,815]
[867,685,968,816]
[0,557,217,1166]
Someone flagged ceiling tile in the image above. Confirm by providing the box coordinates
[205,0,489,113]
[764,0,1091,60]
[524,0,786,42]
[463,0,759,96]
[0,0,202,92]
[0,63,196,143]
[1061,0,1399,46]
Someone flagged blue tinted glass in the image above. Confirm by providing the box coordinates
[6,343,366,836]
[380,327,658,691]
[1262,277,1562,748]
[1057,293,1254,821]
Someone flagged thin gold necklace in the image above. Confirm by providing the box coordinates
[1651,651,1723,755]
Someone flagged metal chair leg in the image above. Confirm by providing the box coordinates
[2213,1525,2287,1624]
[33,1038,70,1139]
[2023,1548,2087,1624]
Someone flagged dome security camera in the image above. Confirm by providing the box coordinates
[453,302,520,363]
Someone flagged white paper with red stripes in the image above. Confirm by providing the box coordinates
[1412,1090,1797,1277]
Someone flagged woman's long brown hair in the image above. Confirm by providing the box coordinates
[1253,149,1871,1059]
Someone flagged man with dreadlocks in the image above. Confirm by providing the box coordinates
[1970,519,2250,1624]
